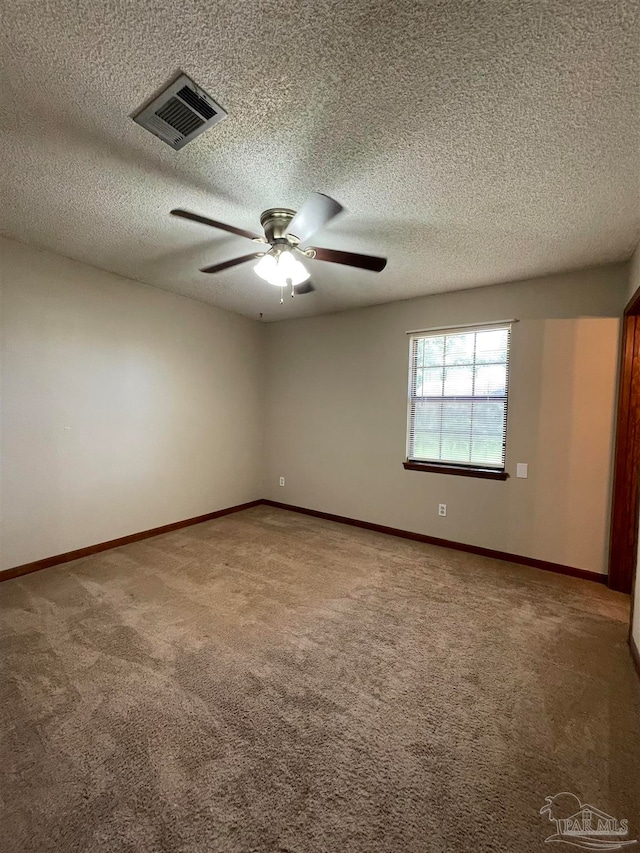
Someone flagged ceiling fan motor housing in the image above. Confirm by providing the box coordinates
[259,208,298,245]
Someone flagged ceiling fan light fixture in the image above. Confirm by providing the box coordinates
[170,193,387,306]
[254,248,310,287]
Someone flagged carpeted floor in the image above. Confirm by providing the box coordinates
[1,505,639,853]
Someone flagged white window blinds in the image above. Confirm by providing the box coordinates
[407,324,511,469]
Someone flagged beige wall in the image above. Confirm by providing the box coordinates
[0,237,631,582]
[627,241,640,303]
[628,242,640,648]
[0,237,264,572]
[264,265,627,574]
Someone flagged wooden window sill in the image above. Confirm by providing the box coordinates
[403,461,509,480]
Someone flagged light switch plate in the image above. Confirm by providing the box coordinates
[516,463,528,479]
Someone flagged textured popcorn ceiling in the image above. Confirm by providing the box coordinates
[1,0,639,321]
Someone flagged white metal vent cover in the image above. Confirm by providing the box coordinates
[132,73,227,150]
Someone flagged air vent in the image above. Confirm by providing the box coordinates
[132,73,227,150]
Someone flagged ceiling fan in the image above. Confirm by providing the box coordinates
[170,193,387,303]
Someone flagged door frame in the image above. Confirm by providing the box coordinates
[608,286,640,594]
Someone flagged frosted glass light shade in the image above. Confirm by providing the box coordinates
[254,250,310,287]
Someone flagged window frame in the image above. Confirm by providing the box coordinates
[404,323,512,480]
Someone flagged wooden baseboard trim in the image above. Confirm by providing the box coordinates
[261,499,607,584]
[0,500,263,583]
[631,634,640,681]
[1,497,608,587]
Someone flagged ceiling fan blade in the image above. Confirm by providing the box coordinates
[171,209,261,241]
[200,253,263,274]
[285,193,343,244]
[294,281,315,295]
[308,246,387,272]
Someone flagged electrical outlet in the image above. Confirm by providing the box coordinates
[438,503,447,517]
[279,477,285,487]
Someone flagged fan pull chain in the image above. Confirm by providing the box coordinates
[280,286,284,305]
[289,278,295,298]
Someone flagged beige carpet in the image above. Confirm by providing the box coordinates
[1,505,639,852]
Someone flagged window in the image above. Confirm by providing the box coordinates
[405,324,511,476]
